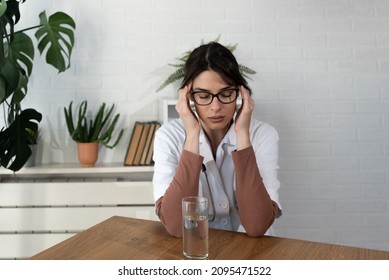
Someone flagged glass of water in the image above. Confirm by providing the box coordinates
[182,196,209,259]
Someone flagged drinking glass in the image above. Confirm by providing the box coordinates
[182,196,209,259]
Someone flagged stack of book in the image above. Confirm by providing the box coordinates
[124,121,161,166]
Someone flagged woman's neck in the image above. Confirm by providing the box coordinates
[201,121,232,158]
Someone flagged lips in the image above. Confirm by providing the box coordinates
[208,116,224,123]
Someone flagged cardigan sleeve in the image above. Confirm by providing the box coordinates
[155,150,204,238]
[232,146,279,237]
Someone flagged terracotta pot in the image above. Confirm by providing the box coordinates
[77,142,99,167]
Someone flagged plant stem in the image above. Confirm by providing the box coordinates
[1,24,43,38]
[0,20,5,63]
[14,24,43,34]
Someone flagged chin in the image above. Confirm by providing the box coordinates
[204,121,231,131]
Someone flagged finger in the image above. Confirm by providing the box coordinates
[176,85,194,114]
[240,86,254,111]
[240,85,250,100]
[186,82,193,100]
[179,86,188,96]
[176,87,187,111]
[178,86,189,103]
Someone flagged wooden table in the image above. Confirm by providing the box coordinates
[31,216,389,260]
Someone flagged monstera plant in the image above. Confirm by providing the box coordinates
[0,0,76,171]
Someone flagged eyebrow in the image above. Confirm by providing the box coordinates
[191,86,236,92]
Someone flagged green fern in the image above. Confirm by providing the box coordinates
[157,36,256,92]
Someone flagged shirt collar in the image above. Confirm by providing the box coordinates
[199,123,236,148]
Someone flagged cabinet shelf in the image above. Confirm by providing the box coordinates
[0,163,154,181]
[0,163,153,175]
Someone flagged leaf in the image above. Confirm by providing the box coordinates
[64,101,75,139]
[34,11,76,73]
[0,108,42,172]
[157,68,185,92]
[239,64,256,75]
[2,0,21,26]
[239,64,257,80]
[4,32,33,104]
[9,32,35,76]
[0,0,7,18]
[0,73,5,94]
[0,74,6,101]
[11,71,28,104]
[0,59,20,101]
[90,103,106,141]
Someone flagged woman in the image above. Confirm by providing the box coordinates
[153,42,281,238]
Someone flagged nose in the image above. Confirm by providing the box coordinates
[209,95,222,110]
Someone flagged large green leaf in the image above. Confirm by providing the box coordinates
[9,32,34,76]
[0,108,42,172]
[35,11,76,73]
[5,32,33,104]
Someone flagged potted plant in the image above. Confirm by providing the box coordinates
[64,100,124,167]
[0,0,76,172]
[157,36,256,92]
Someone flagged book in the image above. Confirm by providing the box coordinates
[124,122,144,166]
[143,122,161,165]
[132,122,152,165]
[139,122,157,165]
[124,121,161,166]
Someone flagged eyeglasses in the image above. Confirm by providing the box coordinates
[190,87,239,106]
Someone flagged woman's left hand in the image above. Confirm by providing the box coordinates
[234,86,254,150]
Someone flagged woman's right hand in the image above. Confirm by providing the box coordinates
[175,85,201,154]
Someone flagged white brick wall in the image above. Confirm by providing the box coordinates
[8,0,389,252]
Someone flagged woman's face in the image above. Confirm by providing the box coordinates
[191,70,237,133]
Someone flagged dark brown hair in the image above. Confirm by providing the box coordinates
[180,42,251,93]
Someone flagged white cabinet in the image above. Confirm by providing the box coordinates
[0,164,158,259]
